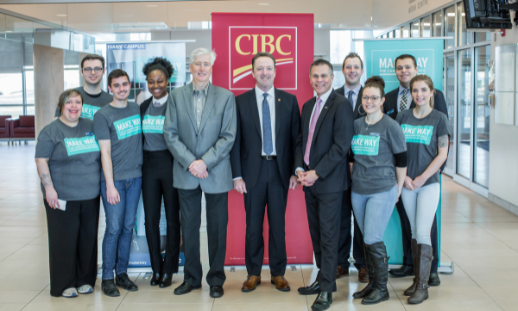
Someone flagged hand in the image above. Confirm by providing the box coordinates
[412,175,426,189]
[403,176,414,191]
[233,179,247,194]
[299,170,319,187]
[296,170,304,180]
[289,175,300,190]
[107,185,120,205]
[45,188,59,209]
[189,160,208,178]
[199,171,209,179]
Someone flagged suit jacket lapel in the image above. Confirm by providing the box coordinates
[248,89,262,137]
[274,89,282,138]
[312,91,335,145]
[198,84,218,133]
[182,83,197,131]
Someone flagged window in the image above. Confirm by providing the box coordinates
[411,21,420,37]
[433,11,442,37]
[458,2,473,46]
[402,24,410,38]
[475,32,491,43]
[421,15,431,37]
[395,28,401,38]
[330,30,351,65]
[444,5,455,49]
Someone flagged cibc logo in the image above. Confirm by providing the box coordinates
[229,26,297,90]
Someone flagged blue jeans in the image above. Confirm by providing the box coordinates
[351,185,398,245]
[101,177,142,280]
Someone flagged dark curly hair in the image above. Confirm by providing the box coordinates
[142,57,174,80]
[364,76,385,98]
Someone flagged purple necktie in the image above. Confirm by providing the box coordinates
[304,98,322,166]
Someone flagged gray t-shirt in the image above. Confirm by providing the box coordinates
[396,109,451,187]
[351,114,407,195]
[35,118,101,201]
[55,87,113,120]
[93,102,143,181]
[143,102,168,151]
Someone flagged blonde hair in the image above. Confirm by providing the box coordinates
[410,74,435,108]
[58,89,83,114]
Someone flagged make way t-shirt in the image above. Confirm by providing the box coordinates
[55,87,113,120]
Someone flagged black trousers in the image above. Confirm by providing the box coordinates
[142,150,181,275]
[305,188,342,293]
[44,196,100,297]
[396,200,439,273]
[337,188,366,269]
[178,187,228,287]
[244,158,288,277]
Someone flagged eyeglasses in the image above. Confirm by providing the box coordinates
[362,96,380,102]
[82,67,103,73]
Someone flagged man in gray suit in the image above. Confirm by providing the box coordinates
[163,47,237,298]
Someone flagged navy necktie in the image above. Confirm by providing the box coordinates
[348,90,354,111]
[262,93,273,155]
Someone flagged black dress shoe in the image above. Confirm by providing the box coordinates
[210,285,224,298]
[389,264,414,278]
[150,272,161,286]
[428,272,441,286]
[174,282,201,295]
[116,273,138,291]
[159,273,173,288]
[101,279,120,297]
[311,292,332,311]
[298,280,321,295]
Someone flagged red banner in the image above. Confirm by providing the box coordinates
[212,13,314,265]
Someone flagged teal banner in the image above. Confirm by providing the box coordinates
[363,38,444,266]
[364,39,444,94]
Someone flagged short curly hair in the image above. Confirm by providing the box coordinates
[142,57,174,80]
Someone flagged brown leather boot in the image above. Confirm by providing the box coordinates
[241,276,261,292]
[271,276,290,292]
[404,239,418,296]
[408,244,433,304]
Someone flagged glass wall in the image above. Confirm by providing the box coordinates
[444,5,456,49]
[411,21,420,37]
[457,49,472,179]
[444,54,455,173]
[433,11,442,37]
[421,15,431,37]
[402,24,410,37]
[474,46,491,187]
[457,2,473,46]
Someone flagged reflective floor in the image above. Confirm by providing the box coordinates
[0,143,517,311]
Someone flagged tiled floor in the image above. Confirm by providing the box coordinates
[1,143,518,311]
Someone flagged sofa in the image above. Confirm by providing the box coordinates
[9,115,35,143]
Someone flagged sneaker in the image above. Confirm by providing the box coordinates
[77,284,93,294]
[62,287,78,298]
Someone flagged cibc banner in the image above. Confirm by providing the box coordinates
[211,13,314,265]
[363,38,444,265]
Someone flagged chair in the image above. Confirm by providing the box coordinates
[0,115,11,143]
[9,115,35,144]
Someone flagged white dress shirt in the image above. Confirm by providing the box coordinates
[342,84,362,111]
[255,85,277,156]
[152,94,168,107]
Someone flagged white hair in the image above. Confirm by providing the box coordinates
[189,48,217,65]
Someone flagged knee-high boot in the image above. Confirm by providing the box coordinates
[361,242,389,305]
[408,244,433,304]
[404,239,418,296]
[352,244,374,299]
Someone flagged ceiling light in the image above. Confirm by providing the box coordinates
[424,23,430,26]
[57,14,67,17]
[447,13,455,17]
[5,30,12,32]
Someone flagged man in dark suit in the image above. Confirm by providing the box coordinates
[383,54,446,286]
[296,59,354,311]
[230,52,301,293]
[334,52,368,283]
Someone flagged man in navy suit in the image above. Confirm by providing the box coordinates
[230,52,301,293]
[383,54,446,286]
[296,59,354,311]
[334,52,368,283]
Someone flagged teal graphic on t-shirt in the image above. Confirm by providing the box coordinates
[401,124,433,145]
[64,136,100,156]
[114,115,142,140]
[142,115,165,134]
[351,135,380,156]
[80,104,101,120]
